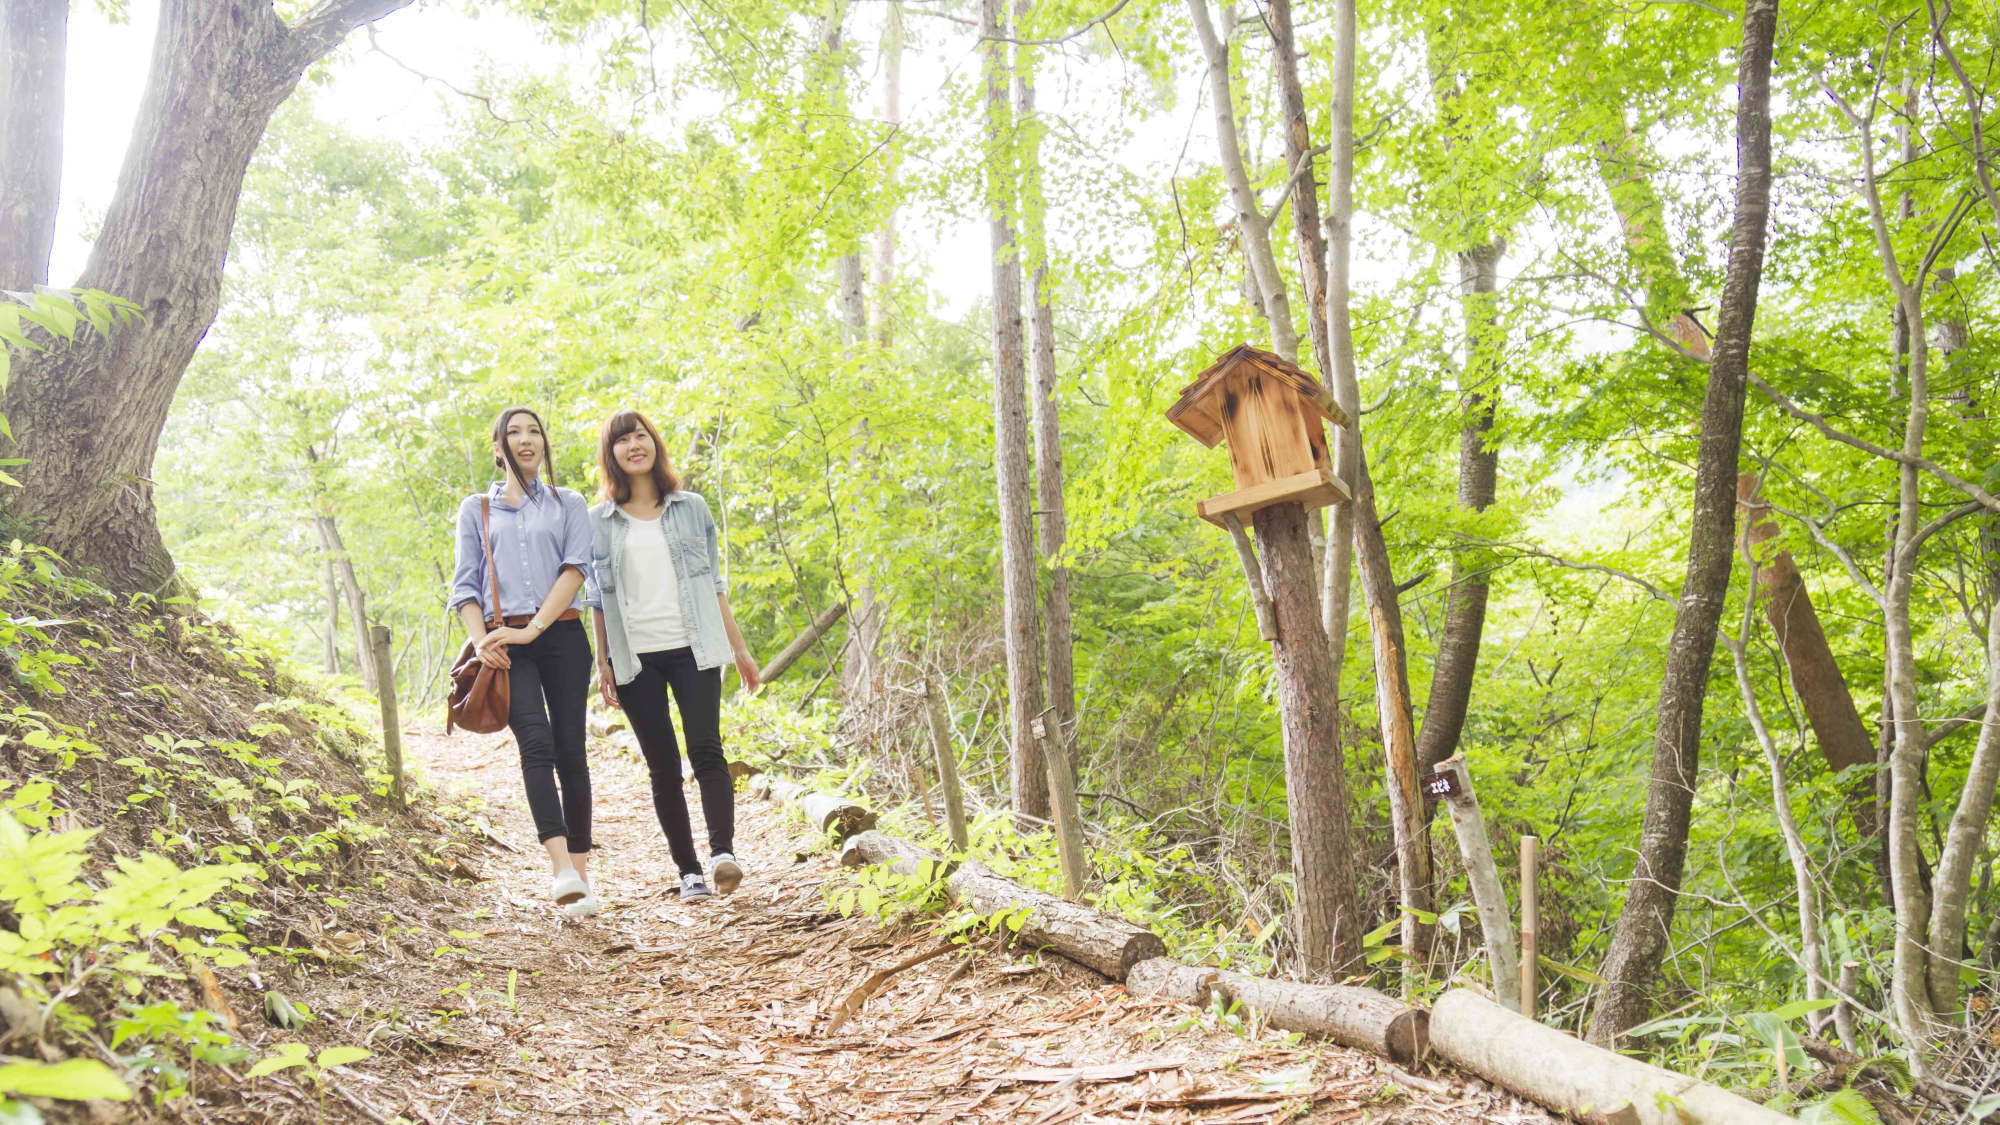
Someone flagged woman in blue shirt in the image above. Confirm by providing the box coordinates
[586,409,761,903]
[448,406,599,916]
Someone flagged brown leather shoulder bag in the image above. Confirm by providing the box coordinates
[446,496,511,734]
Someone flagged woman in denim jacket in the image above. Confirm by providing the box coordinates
[586,409,761,902]
[448,406,599,916]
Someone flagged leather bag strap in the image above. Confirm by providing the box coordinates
[480,495,503,629]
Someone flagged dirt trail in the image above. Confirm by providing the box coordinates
[341,728,1556,1124]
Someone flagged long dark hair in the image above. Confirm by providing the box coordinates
[597,410,680,504]
[491,406,550,488]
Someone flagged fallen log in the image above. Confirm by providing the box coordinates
[839,830,941,877]
[800,792,878,842]
[1126,957,1217,1007]
[1430,989,1797,1125]
[839,831,1163,980]
[761,601,848,684]
[950,862,1165,980]
[1215,970,1426,1067]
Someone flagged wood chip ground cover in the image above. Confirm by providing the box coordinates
[200,728,1564,1124]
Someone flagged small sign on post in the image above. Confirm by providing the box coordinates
[1420,770,1460,801]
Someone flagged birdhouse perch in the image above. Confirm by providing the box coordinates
[1166,345,1352,526]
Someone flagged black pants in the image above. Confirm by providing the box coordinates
[505,618,592,850]
[622,647,732,875]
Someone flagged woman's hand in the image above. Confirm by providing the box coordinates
[598,662,621,709]
[733,651,762,696]
[474,641,511,670]
[478,626,531,654]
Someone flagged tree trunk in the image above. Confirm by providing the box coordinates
[1927,599,2000,1015]
[1734,474,1876,776]
[870,1,902,351]
[0,0,66,292]
[315,512,376,694]
[1415,242,1504,779]
[1319,0,1359,697]
[1253,502,1364,976]
[323,555,341,673]
[1185,0,1298,361]
[980,0,1049,824]
[1012,5,1076,761]
[1264,0,1329,379]
[1588,0,1777,1045]
[0,0,414,590]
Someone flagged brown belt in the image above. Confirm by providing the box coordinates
[502,609,581,628]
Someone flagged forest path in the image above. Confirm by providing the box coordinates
[375,728,1553,1125]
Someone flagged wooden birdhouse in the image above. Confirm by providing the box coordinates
[1166,345,1352,527]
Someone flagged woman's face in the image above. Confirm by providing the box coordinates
[613,426,656,477]
[499,413,547,478]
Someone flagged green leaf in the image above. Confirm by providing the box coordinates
[0,1059,133,1102]
[245,1043,312,1079]
[314,1047,372,1069]
[1770,997,1839,1022]
[1800,1088,1881,1125]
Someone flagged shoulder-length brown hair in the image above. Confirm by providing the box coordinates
[597,410,681,504]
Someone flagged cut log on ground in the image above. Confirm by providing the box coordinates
[799,792,878,842]
[839,830,1164,980]
[1430,989,1797,1125]
[1215,970,1426,1067]
[1126,957,1217,1007]
[839,829,943,877]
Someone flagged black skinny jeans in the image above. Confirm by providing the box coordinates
[622,646,732,875]
[505,618,593,851]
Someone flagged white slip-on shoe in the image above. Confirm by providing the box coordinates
[564,889,601,918]
[710,854,742,896]
[551,869,587,905]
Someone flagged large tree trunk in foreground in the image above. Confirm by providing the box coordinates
[1254,503,1364,976]
[0,0,414,590]
[0,0,66,292]
[1589,0,1777,1045]
[980,0,1049,824]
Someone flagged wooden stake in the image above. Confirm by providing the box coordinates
[1834,960,1859,1048]
[923,672,970,852]
[1432,757,1518,1011]
[1220,512,1279,641]
[1520,834,1539,1018]
[368,624,405,806]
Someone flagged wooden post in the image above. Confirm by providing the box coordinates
[922,672,970,853]
[761,601,848,684]
[1035,710,1089,899]
[368,624,405,806]
[1833,960,1859,1048]
[1428,756,1518,1011]
[1520,834,1539,1018]
[1220,513,1279,641]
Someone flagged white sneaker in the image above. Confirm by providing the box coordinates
[711,853,742,896]
[551,869,587,905]
[564,889,601,918]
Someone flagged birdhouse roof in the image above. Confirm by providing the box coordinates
[1165,345,1352,448]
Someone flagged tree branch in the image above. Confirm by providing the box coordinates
[1746,372,2000,513]
[288,0,417,69]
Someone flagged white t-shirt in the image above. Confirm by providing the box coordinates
[619,516,688,654]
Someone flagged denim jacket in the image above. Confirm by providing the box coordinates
[585,491,732,683]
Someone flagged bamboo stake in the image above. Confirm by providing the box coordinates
[1220,512,1279,641]
[923,672,971,852]
[368,624,405,806]
[1520,834,1539,1018]
[1432,757,1518,1010]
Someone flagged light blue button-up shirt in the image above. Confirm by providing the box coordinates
[584,491,732,682]
[447,482,592,619]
